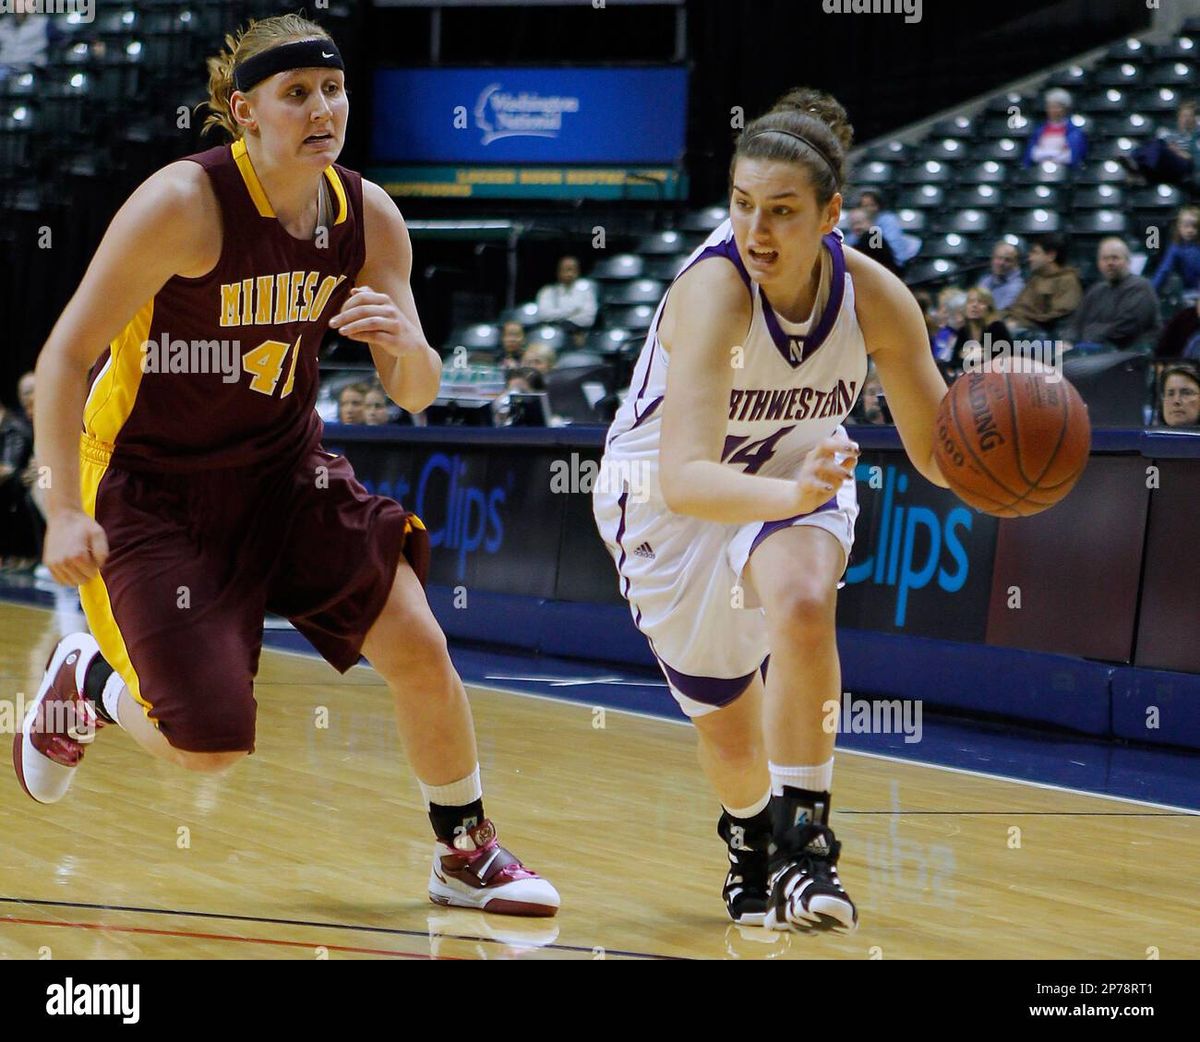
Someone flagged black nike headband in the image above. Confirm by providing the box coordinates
[233,38,344,94]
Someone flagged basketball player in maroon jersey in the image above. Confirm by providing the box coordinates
[16,14,558,918]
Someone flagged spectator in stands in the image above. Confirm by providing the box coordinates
[847,189,919,267]
[497,320,526,369]
[362,385,390,426]
[1063,238,1160,353]
[911,288,939,345]
[1122,100,1200,188]
[0,2,56,75]
[0,394,37,571]
[976,241,1025,313]
[1155,297,1200,361]
[1003,233,1083,337]
[931,289,967,364]
[949,287,1011,374]
[846,207,898,272]
[854,366,889,425]
[1150,206,1200,297]
[17,370,35,424]
[535,256,598,330]
[505,366,547,394]
[521,344,557,374]
[337,381,369,424]
[1158,364,1200,428]
[1022,89,1087,169]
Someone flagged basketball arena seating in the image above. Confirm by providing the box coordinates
[4,7,1187,421]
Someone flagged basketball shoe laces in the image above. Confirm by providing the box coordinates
[774,823,845,891]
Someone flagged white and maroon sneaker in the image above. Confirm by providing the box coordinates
[428,819,560,917]
[13,633,105,804]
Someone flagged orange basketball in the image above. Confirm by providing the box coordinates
[933,370,1091,518]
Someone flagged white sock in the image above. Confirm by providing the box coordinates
[770,758,834,796]
[723,789,771,819]
[100,671,126,730]
[419,765,482,810]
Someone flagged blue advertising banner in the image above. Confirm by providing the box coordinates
[370,67,688,164]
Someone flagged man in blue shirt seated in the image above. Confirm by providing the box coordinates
[844,189,920,267]
[976,240,1026,313]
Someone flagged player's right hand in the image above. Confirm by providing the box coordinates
[795,435,859,514]
[44,509,109,587]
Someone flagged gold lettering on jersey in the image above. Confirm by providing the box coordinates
[240,277,254,325]
[220,284,241,327]
[273,273,291,325]
[218,272,348,329]
[298,271,319,322]
[308,274,347,322]
[254,275,273,324]
[287,270,304,324]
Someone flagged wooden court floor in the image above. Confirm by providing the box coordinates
[2,600,1197,960]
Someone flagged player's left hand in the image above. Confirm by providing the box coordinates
[328,286,428,358]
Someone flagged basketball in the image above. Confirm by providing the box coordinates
[934,369,1091,518]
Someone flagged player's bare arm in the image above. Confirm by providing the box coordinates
[657,260,857,524]
[847,247,950,488]
[329,179,442,413]
[34,162,219,585]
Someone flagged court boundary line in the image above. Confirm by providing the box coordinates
[262,643,1200,817]
[6,599,1197,818]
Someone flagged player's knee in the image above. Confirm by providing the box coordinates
[369,600,450,678]
[172,749,247,773]
[769,583,837,640]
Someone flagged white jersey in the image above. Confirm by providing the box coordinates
[603,219,868,494]
[593,220,869,718]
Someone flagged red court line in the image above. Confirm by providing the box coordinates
[0,916,456,959]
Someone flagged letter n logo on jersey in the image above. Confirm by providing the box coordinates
[787,337,805,367]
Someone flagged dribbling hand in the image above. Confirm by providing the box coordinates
[328,286,428,359]
[795,435,859,514]
[44,509,109,587]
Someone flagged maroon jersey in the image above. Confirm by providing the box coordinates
[83,138,365,472]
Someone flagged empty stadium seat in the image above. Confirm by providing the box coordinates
[604,304,656,332]
[643,254,691,280]
[947,185,1004,210]
[591,254,644,281]
[526,324,569,351]
[1073,185,1125,209]
[677,206,727,232]
[895,184,946,209]
[959,161,1008,185]
[499,302,541,326]
[1006,185,1064,210]
[603,279,665,306]
[899,160,952,185]
[637,230,695,256]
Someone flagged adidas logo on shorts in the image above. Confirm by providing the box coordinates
[633,542,656,560]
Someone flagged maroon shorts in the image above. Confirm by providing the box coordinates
[79,439,430,754]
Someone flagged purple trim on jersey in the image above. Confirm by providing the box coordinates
[629,394,663,432]
[614,490,631,601]
[760,232,847,369]
[658,659,758,707]
[747,493,839,559]
[678,233,754,297]
[606,228,749,453]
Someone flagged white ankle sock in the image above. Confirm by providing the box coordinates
[770,758,834,796]
[100,672,126,729]
[419,765,482,810]
[723,789,771,819]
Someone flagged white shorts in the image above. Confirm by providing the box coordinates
[593,460,858,719]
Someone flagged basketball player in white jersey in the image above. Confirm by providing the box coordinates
[594,89,950,931]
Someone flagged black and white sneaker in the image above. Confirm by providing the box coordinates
[765,822,857,932]
[717,811,771,927]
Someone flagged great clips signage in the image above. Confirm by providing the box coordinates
[838,453,999,642]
